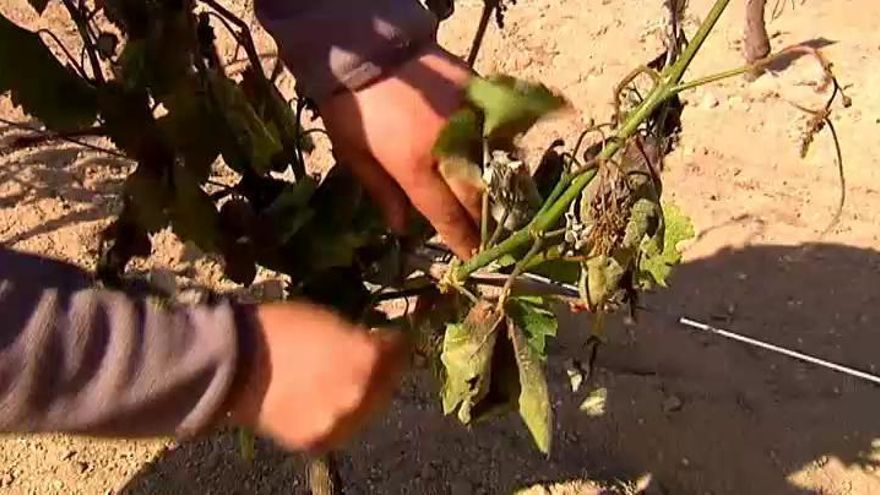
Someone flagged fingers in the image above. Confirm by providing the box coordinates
[306,330,408,454]
[344,154,410,234]
[399,166,480,259]
[438,156,485,223]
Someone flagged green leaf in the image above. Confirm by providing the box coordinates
[158,99,221,182]
[169,166,221,251]
[27,0,50,14]
[208,73,282,175]
[505,296,557,358]
[440,301,504,423]
[466,75,567,143]
[123,167,170,233]
[509,317,553,454]
[432,108,481,159]
[0,14,97,131]
[240,66,313,157]
[638,201,694,288]
[264,177,317,243]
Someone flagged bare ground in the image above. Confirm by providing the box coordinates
[1,0,880,494]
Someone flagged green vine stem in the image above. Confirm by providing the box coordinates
[453,0,732,281]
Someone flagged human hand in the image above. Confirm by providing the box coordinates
[228,303,407,453]
[319,44,482,259]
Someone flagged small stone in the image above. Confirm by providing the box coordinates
[52,480,64,490]
[816,455,829,468]
[0,472,15,488]
[700,92,719,109]
[680,457,691,467]
[662,395,683,413]
[77,461,90,474]
[61,448,77,460]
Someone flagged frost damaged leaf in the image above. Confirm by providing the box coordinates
[466,75,567,143]
[638,201,694,288]
[0,15,97,131]
[505,296,557,358]
[509,317,553,454]
[440,301,504,423]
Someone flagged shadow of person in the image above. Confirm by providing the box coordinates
[117,242,880,495]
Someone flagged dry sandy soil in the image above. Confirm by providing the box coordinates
[2,0,880,493]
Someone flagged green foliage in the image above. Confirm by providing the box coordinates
[208,74,283,175]
[505,296,557,357]
[638,201,695,288]
[0,14,97,131]
[170,166,221,251]
[466,75,567,144]
[432,108,481,160]
[0,0,708,466]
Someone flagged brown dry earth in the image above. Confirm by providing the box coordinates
[1,0,879,494]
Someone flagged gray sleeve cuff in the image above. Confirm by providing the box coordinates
[255,0,439,101]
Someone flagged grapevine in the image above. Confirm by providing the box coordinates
[0,0,849,492]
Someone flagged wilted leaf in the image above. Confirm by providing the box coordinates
[0,14,97,131]
[622,198,661,251]
[468,328,521,422]
[584,254,625,309]
[466,75,567,143]
[638,201,694,288]
[505,296,557,357]
[433,108,481,159]
[509,317,553,454]
[441,301,505,423]
[208,73,282,175]
[579,387,608,417]
[410,290,469,380]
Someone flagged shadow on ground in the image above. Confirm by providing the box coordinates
[0,141,129,245]
[117,242,880,495]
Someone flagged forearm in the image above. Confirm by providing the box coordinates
[254,0,438,101]
[0,248,254,438]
